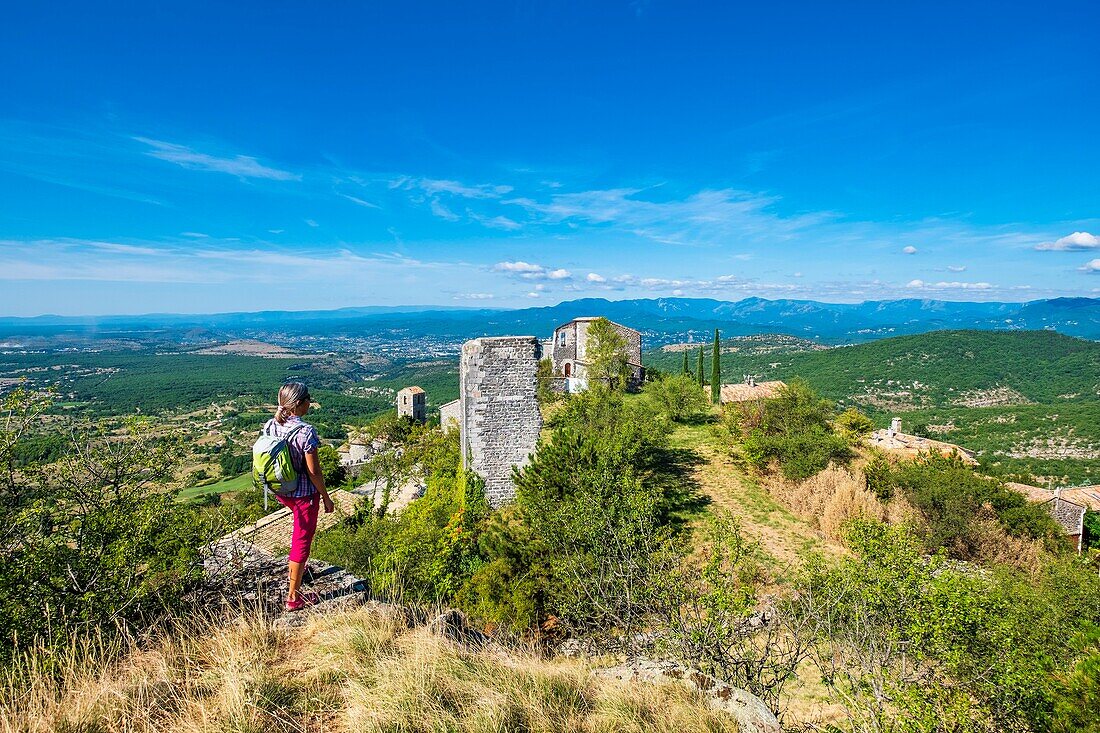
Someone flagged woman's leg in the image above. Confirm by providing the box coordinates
[279,494,321,602]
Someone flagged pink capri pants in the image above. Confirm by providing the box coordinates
[276,493,320,563]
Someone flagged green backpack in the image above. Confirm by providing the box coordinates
[252,423,306,497]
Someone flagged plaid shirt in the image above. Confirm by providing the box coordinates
[262,416,320,497]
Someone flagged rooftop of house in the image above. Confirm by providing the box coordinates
[555,317,640,334]
[867,429,979,466]
[1007,482,1100,511]
[719,379,786,403]
[399,386,425,395]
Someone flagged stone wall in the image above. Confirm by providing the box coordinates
[438,399,461,433]
[460,336,542,507]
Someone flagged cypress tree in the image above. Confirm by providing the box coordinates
[711,328,721,403]
[682,349,690,376]
[697,346,705,389]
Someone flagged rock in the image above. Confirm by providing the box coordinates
[429,609,491,650]
[594,658,780,733]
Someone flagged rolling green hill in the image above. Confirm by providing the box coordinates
[648,330,1100,410]
[647,330,1100,485]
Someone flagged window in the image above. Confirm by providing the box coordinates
[558,331,566,347]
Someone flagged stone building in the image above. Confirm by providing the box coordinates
[1007,482,1090,553]
[866,417,979,465]
[438,398,461,433]
[459,336,542,507]
[551,317,643,391]
[397,385,427,422]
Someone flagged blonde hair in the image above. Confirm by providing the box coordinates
[274,382,311,424]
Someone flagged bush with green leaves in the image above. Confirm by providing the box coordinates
[460,386,676,634]
[728,379,853,480]
[652,513,807,714]
[798,520,1100,733]
[835,406,875,439]
[310,428,482,604]
[872,451,1064,557]
[1,403,207,663]
[643,372,711,422]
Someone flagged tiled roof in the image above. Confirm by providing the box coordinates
[867,429,979,466]
[719,380,786,403]
[399,386,425,394]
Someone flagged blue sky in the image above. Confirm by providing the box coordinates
[1,1,1098,316]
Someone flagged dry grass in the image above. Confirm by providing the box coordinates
[769,464,886,542]
[2,607,744,733]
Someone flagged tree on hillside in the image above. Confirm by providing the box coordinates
[711,329,721,404]
[696,347,705,390]
[682,349,690,377]
[586,317,631,389]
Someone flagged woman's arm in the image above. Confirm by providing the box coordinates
[304,449,335,513]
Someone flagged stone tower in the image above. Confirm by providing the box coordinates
[459,336,542,507]
[397,386,427,422]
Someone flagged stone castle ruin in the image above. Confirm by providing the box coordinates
[459,336,543,507]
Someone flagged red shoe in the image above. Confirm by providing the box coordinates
[285,591,320,612]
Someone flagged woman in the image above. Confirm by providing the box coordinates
[264,382,335,611]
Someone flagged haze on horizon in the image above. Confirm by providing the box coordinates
[1,2,1098,317]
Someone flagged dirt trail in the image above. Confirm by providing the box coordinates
[672,426,838,570]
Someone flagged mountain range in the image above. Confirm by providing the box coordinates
[3,297,1100,344]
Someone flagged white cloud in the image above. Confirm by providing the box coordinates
[908,278,993,290]
[455,293,495,300]
[340,193,380,209]
[305,219,319,227]
[493,261,572,281]
[902,245,918,255]
[135,137,300,181]
[180,232,209,238]
[0,238,471,287]
[586,272,606,283]
[429,199,460,222]
[467,211,522,230]
[1079,259,1100,272]
[526,291,541,298]
[506,187,828,248]
[396,178,512,199]
[947,265,967,272]
[1036,231,1100,251]
[494,261,544,274]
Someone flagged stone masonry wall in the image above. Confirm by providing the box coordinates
[460,336,542,507]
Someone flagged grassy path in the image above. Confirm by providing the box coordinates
[669,422,837,571]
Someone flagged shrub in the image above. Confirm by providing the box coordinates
[835,407,875,439]
[874,452,1065,560]
[798,520,1100,733]
[2,418,207,663]
[731,380,854,480]
[642,372,710,422]
[652,513,805,714]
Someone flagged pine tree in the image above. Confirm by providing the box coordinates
[711,328,721,403]
[697,347,705,389]
[682,349,690,376]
